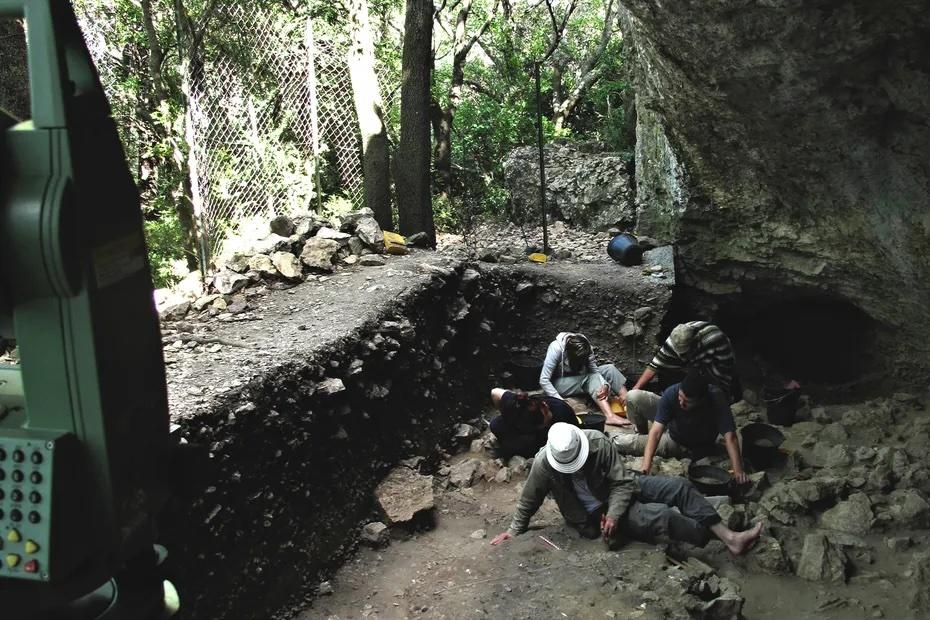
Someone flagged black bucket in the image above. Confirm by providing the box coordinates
[740,423,785,469]
[688,464,732,496]
[763,385,801,426]
[509,355,543,390]
[607,233,644,266]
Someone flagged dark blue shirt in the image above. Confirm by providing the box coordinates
[499,391,577,432]
[533,396,577,429]
[655,383,735,449]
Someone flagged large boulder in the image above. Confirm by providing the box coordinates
[449,458,484,488]
[250,233,292,255]
[270,251,302,280]
[339,207,376,232]
[355,217,384,251]
[300,238,340,272]
[502,144,635,230]
[375,468,435,524]
[796,533,848,583]
[888,489,930,528]
[820,492,875,534]
[619,0,930,384]
[212,270,249,295]
[269,215,295,237]
[247,254,277,277]
[910,552,930,612]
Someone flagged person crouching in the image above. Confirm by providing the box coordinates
[490,423,763,555]
[488,389,579,459]
[539,332,630,427]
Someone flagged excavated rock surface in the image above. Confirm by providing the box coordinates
[159,250,669,620]
[309,388,930,620]
[618,0,930,383]
[502,144,635,230]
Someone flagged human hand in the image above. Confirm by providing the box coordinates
[601,514,617,538]
[596,384,609,400]
[733,472,749,485]
[490,532,512,546]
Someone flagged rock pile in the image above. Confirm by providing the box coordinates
[427,387,930,617]
[438,219,624,264]
[705,392,930,613]
[158,208,406,322]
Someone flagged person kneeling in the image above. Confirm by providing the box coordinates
[488,388,579,459]
[618,370,749,484]
[490,423,762,555]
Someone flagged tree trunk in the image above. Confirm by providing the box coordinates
[173,0,207,273]
[433,100,454,201]
[433,0,470,199]
[396,0,435,244]
[346,0,393,231]
[552,67,602,131]
[141,0,166,104]
[551,61,564,117]
[551,0,616,131]
[434,0,496,199]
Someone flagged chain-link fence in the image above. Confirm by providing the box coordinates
[79,2,397,269]
[187,4,321,259]
[185,6,400,262]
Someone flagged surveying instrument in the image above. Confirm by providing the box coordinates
[0,1,179,617]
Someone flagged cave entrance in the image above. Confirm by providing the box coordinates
[717,295,881,396]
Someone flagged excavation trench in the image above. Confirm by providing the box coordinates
[158,255,671,620]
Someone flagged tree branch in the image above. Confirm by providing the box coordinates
[539,0,577,63]
[553,0,617,125]
[193,0,223,49]
[464,78,502,101]
[459,0,498,60]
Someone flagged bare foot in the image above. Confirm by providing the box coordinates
[724,521,764,556]
[605,413,633,427]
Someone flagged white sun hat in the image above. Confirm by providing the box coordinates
[546,422,590,474]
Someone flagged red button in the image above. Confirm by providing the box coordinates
[24,559,38,573]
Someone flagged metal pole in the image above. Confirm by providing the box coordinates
[534,62,549,255]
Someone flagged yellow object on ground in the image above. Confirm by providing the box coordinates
[383,231,406,246]
[528,252,548,263]
[610,398,627,417]
[383,231,409,255]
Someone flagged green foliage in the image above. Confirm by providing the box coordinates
[321,194,356,222]
[144,211,188,289]
[427,0,632,230]
[83,0,630,271]
[432,194,458,233]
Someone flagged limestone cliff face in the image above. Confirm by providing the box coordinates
[619,0,930,380]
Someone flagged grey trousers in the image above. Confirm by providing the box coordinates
[553,364,625,400]
[612,389,691,457]
[611,430,689,458]
[554,475,720,547]
[625,389,662,434]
